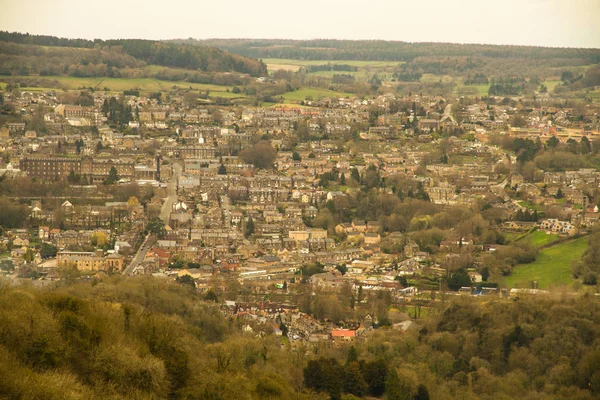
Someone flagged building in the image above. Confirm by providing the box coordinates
[57,250,124,272]
[20,156,82,180]
[21,156,137,182]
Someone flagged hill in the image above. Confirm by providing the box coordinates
[189,38,600,63]
[0,31,268,79]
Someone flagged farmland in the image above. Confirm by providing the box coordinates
[501,236,589,289]
[0,75,241,96]
[516,230,559,248]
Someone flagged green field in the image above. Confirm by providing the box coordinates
[263,58,401,68]
[420,74,455,84]
[502,236,589,289]
[264,58,402,82]
[282,88,354,102]
[542,80,561,92]
[516,230,559,248]
[0,75,240,96]
[455,84,490,96]
[517,200,545,211]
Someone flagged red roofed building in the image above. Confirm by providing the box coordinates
[331,329,356,342]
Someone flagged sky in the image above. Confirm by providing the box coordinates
[1,0,599,48]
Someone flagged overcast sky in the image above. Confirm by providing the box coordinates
[1,0,599,48]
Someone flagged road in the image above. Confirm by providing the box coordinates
[159,162,181,224]
[122,162,181,275]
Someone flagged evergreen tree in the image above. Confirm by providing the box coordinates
[104,166,119,185]
[244,216,255,238]
[385,368,403,400]
[346,346,358,365]
[218,164,227,175]
[351,168,360,183]
[415,384,430,400]
[344,361,368,397]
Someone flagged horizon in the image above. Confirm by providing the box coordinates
[4,31,600,51]
[1,0,600,49]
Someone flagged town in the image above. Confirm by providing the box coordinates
[1,25,600,400]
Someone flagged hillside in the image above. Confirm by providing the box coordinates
[189,38,600,63]
[1,277,599,400]
[0,31,268,78]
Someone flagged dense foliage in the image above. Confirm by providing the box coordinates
[0,31,268,77]
[195,38,600,63]
[1,278,599,399]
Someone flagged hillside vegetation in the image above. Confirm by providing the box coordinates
[0,31,268,79]
[1,277,600,399]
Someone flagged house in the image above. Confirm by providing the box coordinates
[331,329,356,342]
[363,233,381,245]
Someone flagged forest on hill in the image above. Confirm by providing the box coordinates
[0,31,268,78]
[190,38,600,63]
[0,277,599,400]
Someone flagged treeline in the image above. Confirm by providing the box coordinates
[464,73,490,85]
[302,63,359,73]
[488,77,527,96]
[195,38,600,63]
[0,31,268,77]
[1,278,599,399]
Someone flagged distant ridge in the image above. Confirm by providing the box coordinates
[180,38,600,63]
[0,31,268,77]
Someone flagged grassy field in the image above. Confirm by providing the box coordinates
[517,200,545,212]
[516,230,559,248]
[455,84,490,96]
[420,74,455,84]
[263,58,401,68]
[282,88,354,102]
[0,75,240,95]
[543,80,562,92]
[264,58,401,82]
[502,236,589,289]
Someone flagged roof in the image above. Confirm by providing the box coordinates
[331,329,356,338]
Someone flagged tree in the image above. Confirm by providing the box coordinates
[176,274,196,289]
[292,151,302,161]
[385,368,403,400]
[279,321,288,337]
[344,361,368,397]
[204,289,218,302]
[361,359,388,397]
[67,169,79,184]
[244,216,255,238]
[239,141,277,169]
[346,346,358,365]
[446,269,472,291]
[340,173,346,185]
[104,166,119,185]
[304,358,343,400]
[546,136,560,149]
[0,197,29,228]
[40,243,57,259]
[218,164,227,175]
[414,384,430,400]
[147,218,167,239]
[90,231,107,246]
